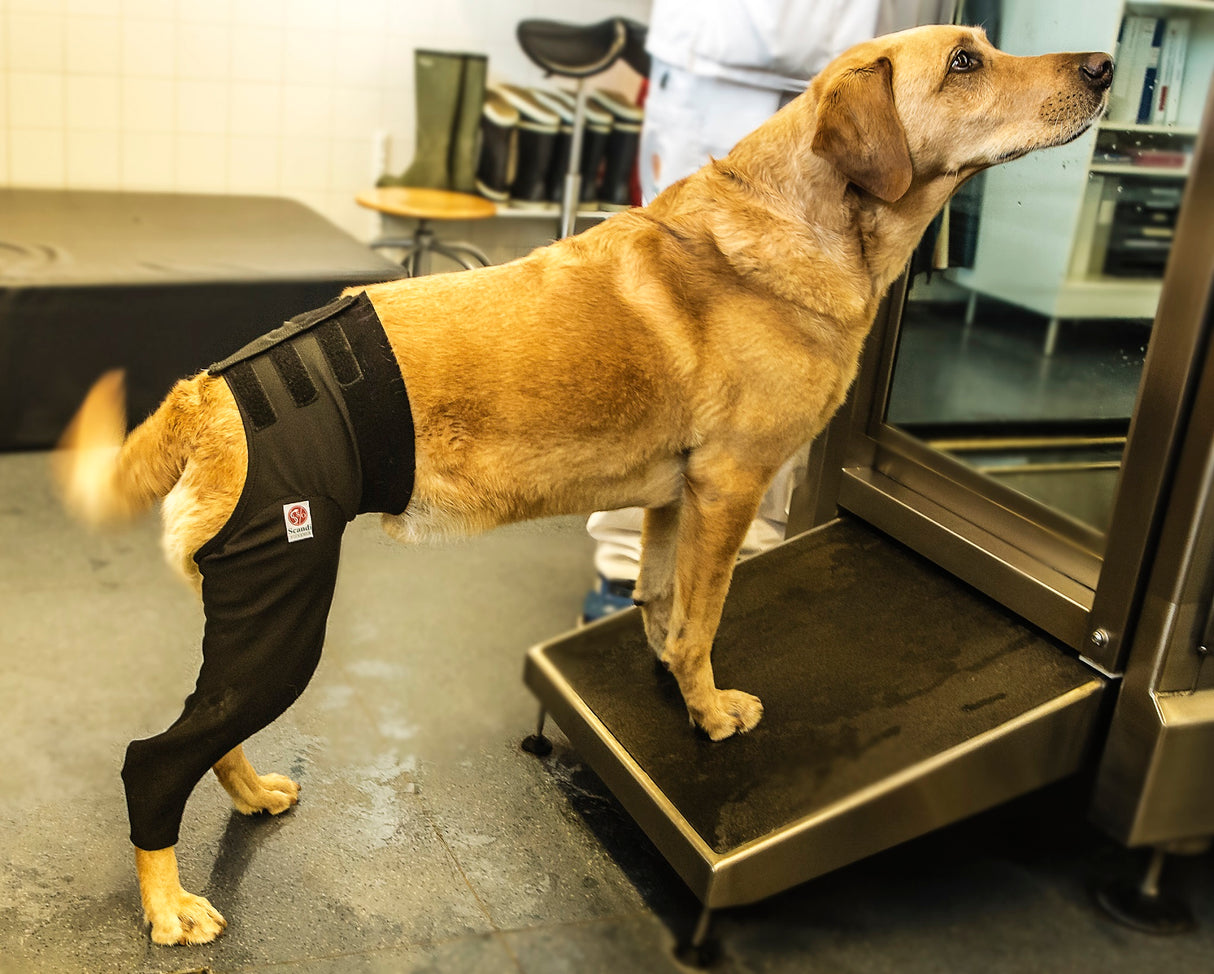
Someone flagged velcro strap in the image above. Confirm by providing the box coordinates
[316,320,364,386]
[225,361,277,431]
[270,342,318,408]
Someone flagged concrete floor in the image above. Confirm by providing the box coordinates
[3,447,1214,973]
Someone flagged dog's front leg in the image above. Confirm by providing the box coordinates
[135,846,226,945]
[637,503,680,657]
[663,455,769,740]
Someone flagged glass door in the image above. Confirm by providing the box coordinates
[832,0,1214,665]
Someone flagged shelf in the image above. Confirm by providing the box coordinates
[1056,276,1163,318]
[1090,163,1191,177]
[1098,122,1201,137]
[494,204,619,221]
[1126,0,1214,14]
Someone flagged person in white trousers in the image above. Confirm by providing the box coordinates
[581,0,886,621]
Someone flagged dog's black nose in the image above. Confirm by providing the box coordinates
[1080,53,1114,91]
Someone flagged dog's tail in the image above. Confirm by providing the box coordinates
[54,371,192,527]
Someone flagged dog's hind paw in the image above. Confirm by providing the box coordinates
[146,890,227,946]
[230,772,300,816]
[696,689,764,741]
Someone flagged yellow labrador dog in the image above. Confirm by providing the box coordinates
[56,25,1111,946]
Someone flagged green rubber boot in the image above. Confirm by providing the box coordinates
[379,49,464,189]
[450,53,488,194]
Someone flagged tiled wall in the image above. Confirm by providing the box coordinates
[0,0,650,241]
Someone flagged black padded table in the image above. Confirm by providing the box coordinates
[525,516,1108,910]
[0,190,403,449]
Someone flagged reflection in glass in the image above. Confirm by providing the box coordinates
[882,1,1207,536]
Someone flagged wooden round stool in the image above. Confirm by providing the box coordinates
[356,187,497,276]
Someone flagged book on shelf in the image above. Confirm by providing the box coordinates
[1108,15,1161,123]
[1151,19,1190,125]
[1109,14,1192,126]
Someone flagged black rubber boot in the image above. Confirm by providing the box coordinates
[497,85,559,208]
[592,88,644,209]
[475,88,518,202]
[531,88,612,205]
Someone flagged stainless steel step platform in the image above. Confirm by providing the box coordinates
[524,516,1109,909]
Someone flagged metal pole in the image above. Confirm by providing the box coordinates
[559,80,589,238]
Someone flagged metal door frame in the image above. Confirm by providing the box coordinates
[802,79,1214,676]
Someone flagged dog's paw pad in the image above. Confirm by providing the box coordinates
[148,891,226,945]
[699,689,764,741]
[232,773,300,816]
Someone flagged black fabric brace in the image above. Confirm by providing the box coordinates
[209,291,415,516]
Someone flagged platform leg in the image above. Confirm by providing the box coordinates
[1044,316,1060,357]
[675,904,718,967]
[521,706,553,757]
[1094,847,1196,935]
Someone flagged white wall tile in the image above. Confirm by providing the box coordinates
[228,83,281,136]
[9,130,66,186]
[122,19,177,78]
[177,22,232,81]
[331,87,383,140]
[282,29,336,86]
[66,76,121,131]
[123,0,171,20]
[279,136,330,190]
[9,74,65,130]
[227,135,281,192]
[281,84,334,139]
[3,0,654,239]
[334,30,389,88]
[330,136,375,189]
[229,26,283,83]
[66,129,121,187]
[177,0,234,24]
[7,14,67,74]
[121,131,175,189]
[231,0,287,29]
[11,0,66,12]
[65,17,122,76]
[175,133,228,191]
[176,80,229,135]
[291,0,339,31]
[66,0,122,14]
[121,77,175,133]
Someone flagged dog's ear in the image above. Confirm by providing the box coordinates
[811,57,912,203]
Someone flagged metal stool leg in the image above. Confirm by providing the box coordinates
[521,706,553,756]
[431,242,486,272]
[436,240,492,267]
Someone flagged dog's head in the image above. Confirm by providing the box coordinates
[809,25,1112,202]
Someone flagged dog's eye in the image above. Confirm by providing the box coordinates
[950,50,979,73]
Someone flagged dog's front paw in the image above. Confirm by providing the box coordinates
[146,890,227,945]
[231,772,300,816]
[695,689,764,741]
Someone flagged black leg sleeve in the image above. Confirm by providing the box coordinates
[123,496,346,851]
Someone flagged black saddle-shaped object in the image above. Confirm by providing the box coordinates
[518,17,649,79]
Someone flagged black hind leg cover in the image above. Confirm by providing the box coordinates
[122,496,345,851]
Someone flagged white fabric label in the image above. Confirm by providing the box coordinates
[283,501,314,542]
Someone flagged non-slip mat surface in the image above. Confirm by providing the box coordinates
[543,516,1100,854]
[0,190,402,448]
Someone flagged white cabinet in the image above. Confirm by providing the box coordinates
[949,0,1213,340]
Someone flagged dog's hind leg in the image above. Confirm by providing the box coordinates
[125,497,346,944]
[213,744,301,816]
[662,451,771,741]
